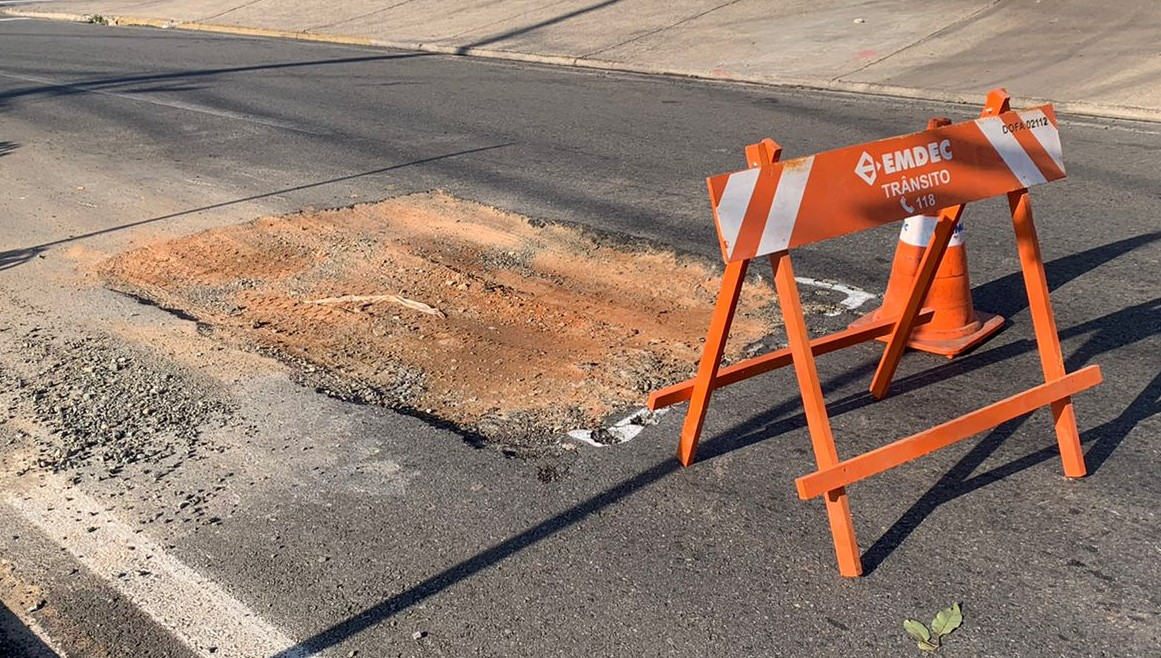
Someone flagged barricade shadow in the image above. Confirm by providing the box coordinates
[697,297,1159,574]
[0,599,61,658]
[0,143,512,270]
[698,231,1161,574]
[701,230,1161,462]
[269,458,680,657]
[861,355,1161,574]
[973,229,1161,319]
[0,245,46,272]
[0,140,16,157]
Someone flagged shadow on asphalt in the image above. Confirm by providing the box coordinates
[0,600,60,658]
[272,229,1161,654]
[457,0,626,53]
[861,330,1161,573]
[0,143,513,272]
[702,231,1161,457]
[0,246,46,272]
[853,241,1161,571]
[708,231,1161,573]
[0,52,428,109]
[271,459,682,658]
[0,141,41,270]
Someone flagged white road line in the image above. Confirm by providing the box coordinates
[1061,118,1161,135]
[794,276,876,315]
[0,70,330,135]
[6,477,315,658]
[567,407,667,446]
[0,16,31,20]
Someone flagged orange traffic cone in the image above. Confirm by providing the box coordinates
[850,214,1003,357]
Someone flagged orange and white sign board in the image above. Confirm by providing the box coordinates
[708,106,1064,262]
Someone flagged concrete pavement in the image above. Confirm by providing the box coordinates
[5,0,1160,122]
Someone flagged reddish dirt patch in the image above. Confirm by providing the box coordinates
[100,192,781,451]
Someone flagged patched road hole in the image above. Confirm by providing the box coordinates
[100,191,785,454]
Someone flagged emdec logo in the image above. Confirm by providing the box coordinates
[854,140,954,186]
[855,152,877,185]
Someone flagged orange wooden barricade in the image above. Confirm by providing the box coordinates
[648,89,1101,577]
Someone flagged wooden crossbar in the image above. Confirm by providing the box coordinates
[870,205,961,400]
[647,309,935,411]
[795,365,1103,500]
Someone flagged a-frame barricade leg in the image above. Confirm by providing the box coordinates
[771,251,862,577]
[653,87,1102,577]
[677,258,749,466]
[675,138,784,466]
[869,204,963,399]
[1008,190,1087,477]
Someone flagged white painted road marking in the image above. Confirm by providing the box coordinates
[6,477,315,658]
[567,407,668,446]
[794,276,876,315]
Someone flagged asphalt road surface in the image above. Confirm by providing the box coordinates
[1,18,1159,658]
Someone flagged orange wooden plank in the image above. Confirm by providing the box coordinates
[706,102,1064,261]
[647,310,935,411]
[676,259,749,466]
[745,138,782,168]
[772,252,863,577]
[1009,190,1088,477]
[796,365,1102,500]
[869,207,962,400]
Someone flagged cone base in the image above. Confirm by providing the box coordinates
[849,310,1004,358]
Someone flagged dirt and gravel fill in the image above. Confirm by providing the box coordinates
[0,326,234,483]
[99,191,784,453]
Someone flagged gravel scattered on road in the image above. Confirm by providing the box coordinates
[0,326,234,481]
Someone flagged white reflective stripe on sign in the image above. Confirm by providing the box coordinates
[976,116,1047,188]
[756,156,814,256]
[899,214,965,248]
[715,167,761,258]
[1021,108,1065,174]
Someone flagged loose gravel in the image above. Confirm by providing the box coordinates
[1,326,233,481]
